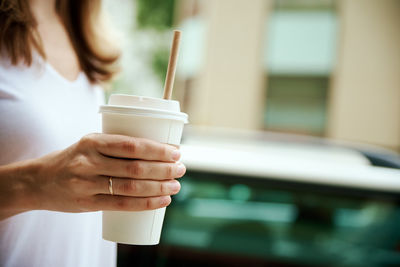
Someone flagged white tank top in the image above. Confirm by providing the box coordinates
[0,54,116,267]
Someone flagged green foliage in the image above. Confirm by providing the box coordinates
[136,0,176,30]
[135,0,176,83]
[151,47,169,84]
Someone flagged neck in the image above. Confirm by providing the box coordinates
[29,0,58,23]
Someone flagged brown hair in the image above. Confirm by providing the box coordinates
[0,0,120,83]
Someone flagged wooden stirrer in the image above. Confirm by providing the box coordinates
[163,30,182,100]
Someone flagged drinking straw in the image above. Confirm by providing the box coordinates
[163,30,182,100]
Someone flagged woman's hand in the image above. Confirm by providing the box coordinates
[0,133,186,219]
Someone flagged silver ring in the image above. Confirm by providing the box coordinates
[108,177,114,195]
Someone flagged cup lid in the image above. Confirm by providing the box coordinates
[99,94,188,123]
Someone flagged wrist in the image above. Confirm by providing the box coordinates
[0,159,42,218]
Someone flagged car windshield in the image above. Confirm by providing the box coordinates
[157,171,400,266]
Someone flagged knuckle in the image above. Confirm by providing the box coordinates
[160,182,166,195]
[127,161,142,177]
[79,133,98,148]
[166,165,173,178]
[87,155,99,169]
[122,180,137,195]
[116,198,130,210]
[145,198,153,210]
[122,138,138,154]
[70,155,90,173]
[135,163,143,177]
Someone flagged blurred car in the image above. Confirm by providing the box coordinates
[118,127,400,267]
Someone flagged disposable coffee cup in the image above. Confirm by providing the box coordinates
[99,94,188,245]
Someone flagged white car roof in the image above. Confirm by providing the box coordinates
[180,127,400,193]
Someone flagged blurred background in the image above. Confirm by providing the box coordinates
[105,0,399,152]
[103,0,400,266]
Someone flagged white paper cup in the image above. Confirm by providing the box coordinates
[99,94,188,245]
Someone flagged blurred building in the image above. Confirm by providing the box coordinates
[174,0,400,152]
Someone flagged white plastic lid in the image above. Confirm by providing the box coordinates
[99,94,188,123]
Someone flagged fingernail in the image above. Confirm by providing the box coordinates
[160,196,171,206]
[177,163,186,176]
[169,181,181,192]
[172,150,181,161]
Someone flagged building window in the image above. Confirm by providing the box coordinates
[265,76,328,134]
[264,0,337,135]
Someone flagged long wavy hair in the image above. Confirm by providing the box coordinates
[0,0,120,83]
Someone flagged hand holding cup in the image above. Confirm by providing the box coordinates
[31,133,185,213]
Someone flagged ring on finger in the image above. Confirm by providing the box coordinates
[108,177,114,195]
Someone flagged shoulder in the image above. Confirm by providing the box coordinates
[0,53,46,98]
[0,52,44,80]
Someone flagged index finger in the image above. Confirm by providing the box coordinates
[90,134,180,161]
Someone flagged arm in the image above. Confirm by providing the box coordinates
[0,133,186,221]
[0,159,40,220]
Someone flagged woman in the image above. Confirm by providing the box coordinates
[0,0,185,266]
